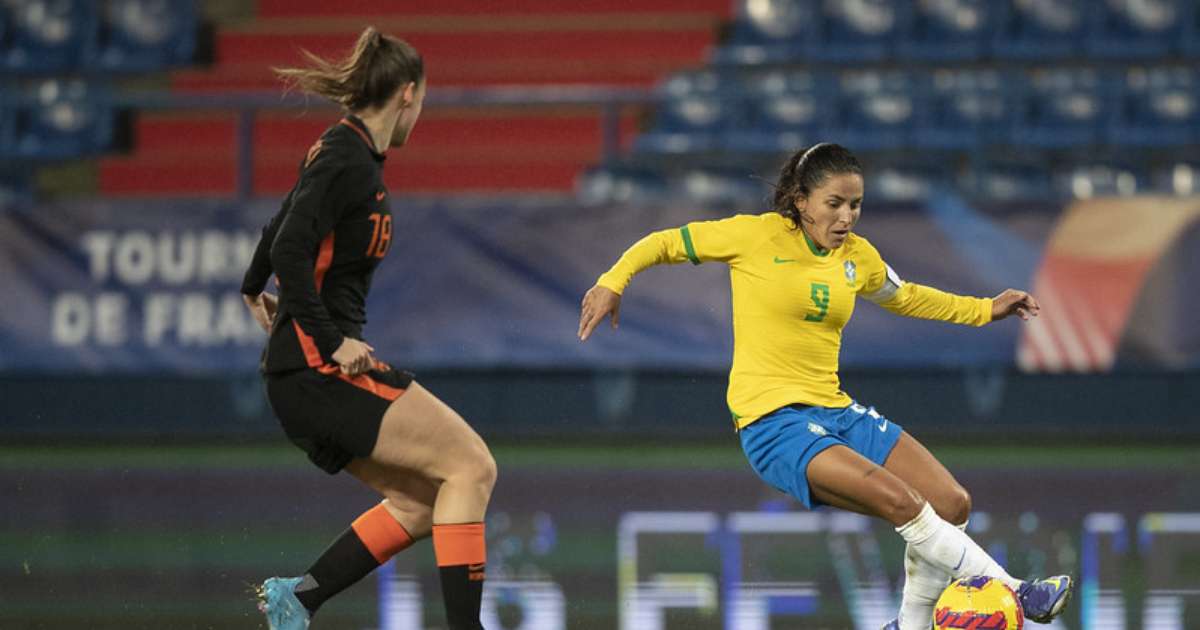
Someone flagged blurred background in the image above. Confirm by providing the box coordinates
[1,0,1199,628]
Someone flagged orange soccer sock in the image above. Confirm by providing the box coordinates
[432,522,486,630]
[293,503,414,614]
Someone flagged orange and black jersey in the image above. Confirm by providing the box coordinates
[241,115,394,374]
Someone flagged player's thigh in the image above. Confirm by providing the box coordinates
[808,444,925,526]
[882,431,971,524]
[368,381,495,484]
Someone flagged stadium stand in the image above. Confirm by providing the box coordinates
[100,0,730,197]
[589,0,1200,204]
[3,0,1199,203]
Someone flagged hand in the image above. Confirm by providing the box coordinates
[991,289,1041,322]
[242,292,278,333]
[332,338,375,375]
[578,285,622,341]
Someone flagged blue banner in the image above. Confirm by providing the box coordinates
[0,197,1127,374]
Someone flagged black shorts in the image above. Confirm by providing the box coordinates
[265,364,415,474]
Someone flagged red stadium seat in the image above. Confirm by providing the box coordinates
[99,3,728,197]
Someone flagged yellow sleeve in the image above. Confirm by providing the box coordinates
[857,239,992,327]
[596,215,758,294]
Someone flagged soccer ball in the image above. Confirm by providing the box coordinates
[933,576,1024,630]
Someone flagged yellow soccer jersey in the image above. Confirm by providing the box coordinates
[596,212,993,429]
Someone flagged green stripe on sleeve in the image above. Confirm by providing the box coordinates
[680,225,700,265]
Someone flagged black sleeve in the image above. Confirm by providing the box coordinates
[269,149,372,361]
[240,192,294,296]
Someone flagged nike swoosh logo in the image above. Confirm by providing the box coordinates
[952,548,967,572]
[774,256,797,264]
[878,420,889,432]
[376,190,386,201]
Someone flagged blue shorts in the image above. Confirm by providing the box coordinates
[739,402,903,509]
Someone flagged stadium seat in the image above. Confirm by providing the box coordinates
[960,158,1054,201]
[868,159,956,201]
[1149,161,1200,195]
[1012,67,1111,148]
[711,0,820,65]
[828,70,917,151]
[1085,0,1184,59]
[671,166,766,206]
[811,0,900,62]
[726,69,832,154]
[1182,0,1200,57]
[991,0,1086,60]
[2,0,96,72]
[88,0,197,71]
[896,0,994,61]
[1051,160,1148,198]
[575,165,671,206]
[14,79,113,159]
[913,68,1020,150]
[635,70,735,154]
[1109,66,1198,147]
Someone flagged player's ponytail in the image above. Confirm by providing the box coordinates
[772,143,863,228]
[274,26,424,111]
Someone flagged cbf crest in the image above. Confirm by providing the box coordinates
[844,260,857,286]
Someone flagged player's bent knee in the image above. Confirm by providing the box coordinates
[879,481,926,526]
[473,446,498,494]
[445,442,497,496]
[942,485,972,525]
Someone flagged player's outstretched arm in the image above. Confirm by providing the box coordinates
[989,289,1041,322]
[578,285,621,341]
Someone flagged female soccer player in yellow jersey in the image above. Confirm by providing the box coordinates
[578,144,1073,629]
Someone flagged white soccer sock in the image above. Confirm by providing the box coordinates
[896,521,967,630]
[896,503,1020,592]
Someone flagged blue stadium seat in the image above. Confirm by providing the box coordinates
[897,0,994,61]
[14,79,114,158]
[1051,160,1148,198]
[575,165,671,206]
[1149,162,1200,195]
[827,70,917,151]
[726,69,832,154]
[671,167,766,206]
[811,0,900,62]
[991,0,1086,60]
[88,0,197,71]
[711,0,820,65]
[866,159,955,201]
[1012,68,1112,148]
[913,68,1020,150]
[1085,0,1184,59]
[635,70,736,155]
[2,0,97,72]
[961,159,1054,200]
[1109,66,1198,147]
[1182,0,1200,57]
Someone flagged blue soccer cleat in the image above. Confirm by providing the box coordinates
[257,576,310,630]
[1017,575,1073,623]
